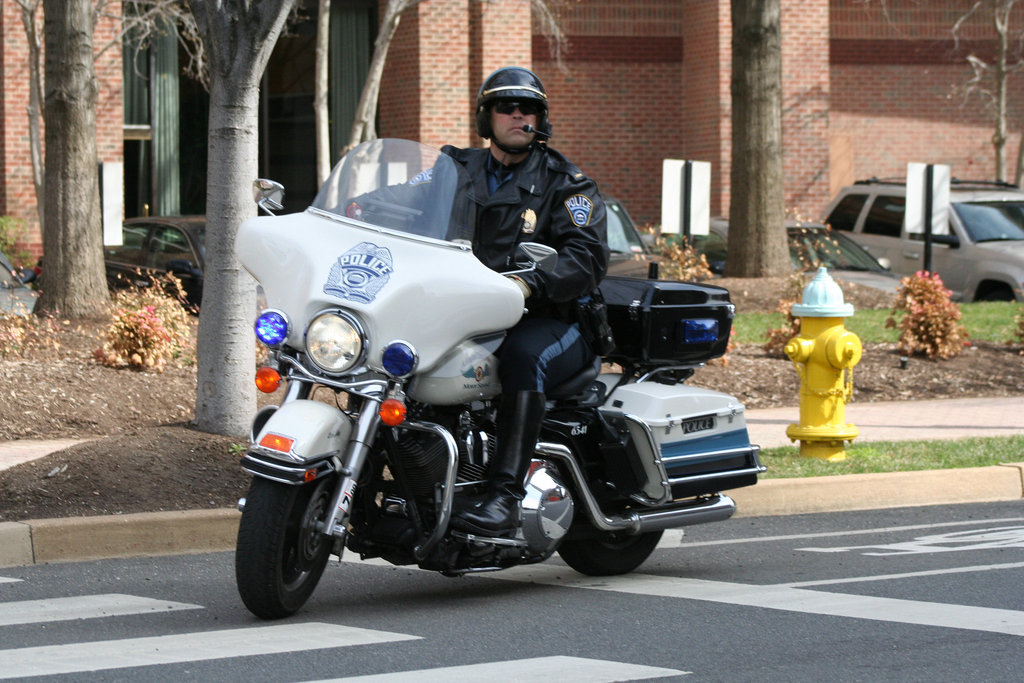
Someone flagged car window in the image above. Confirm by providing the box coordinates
[788,228,883,271]
[862,195,904,237]
[825,194,866,232]
[146,226,195,270]
[104,225,149,266]
[691,232,728,272]
[953,201,1024,242]
[606,203,646,254]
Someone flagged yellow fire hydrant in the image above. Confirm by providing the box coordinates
[784,267,862,461]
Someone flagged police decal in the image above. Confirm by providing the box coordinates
[564,194,593,227]
[408,167,434,185]
[324,241,394,303]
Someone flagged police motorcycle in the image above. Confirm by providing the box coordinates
[234,138,764,619]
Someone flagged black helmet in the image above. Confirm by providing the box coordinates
[475,66,551,146]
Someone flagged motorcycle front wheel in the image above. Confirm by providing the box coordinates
[557,529,663,576]
[235,475,335,619]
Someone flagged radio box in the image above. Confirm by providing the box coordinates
[598,276,735,366]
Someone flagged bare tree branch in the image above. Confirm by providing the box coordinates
[12,0,45,236]
[953,0,1022,182]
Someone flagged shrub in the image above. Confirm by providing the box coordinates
[94,274,194,371]
[0,215,34,267]
[1015,304,1024,354]
[885,271,968,360]
[763,271,808,356]
[650,234,713,282]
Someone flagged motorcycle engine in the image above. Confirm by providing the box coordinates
[519,459,574,556]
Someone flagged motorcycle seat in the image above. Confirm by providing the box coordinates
[548,356,602,400]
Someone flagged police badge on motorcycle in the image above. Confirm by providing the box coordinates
[324,241,394,304]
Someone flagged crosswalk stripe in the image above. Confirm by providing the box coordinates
[0,593,201,626]
[485,564,1024,637]
[0,622,420,679]
[0,577,20,584]
[312,656,688,682]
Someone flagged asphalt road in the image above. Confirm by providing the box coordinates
[2,501,1022,682]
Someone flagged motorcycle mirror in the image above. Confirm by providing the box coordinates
[253,179,285,215]
[515,242,558,274]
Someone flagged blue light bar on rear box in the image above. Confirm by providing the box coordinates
[680,318,719,344]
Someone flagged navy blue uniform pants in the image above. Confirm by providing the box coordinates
[498,316,594,394]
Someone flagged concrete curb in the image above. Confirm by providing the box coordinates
[731,463,1024,517]
[0,509,240,568]
[2,465,1022,569]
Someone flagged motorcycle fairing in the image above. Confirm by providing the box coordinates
[237,211,524,375]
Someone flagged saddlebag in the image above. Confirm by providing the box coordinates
[601,381,762,503]
[598,276,734,366]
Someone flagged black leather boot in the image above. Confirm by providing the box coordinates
[452,390,546,536]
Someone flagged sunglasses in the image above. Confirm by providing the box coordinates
[493,100,543,116]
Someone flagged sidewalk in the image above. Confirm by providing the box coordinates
[2,397,1022,568]
[745,396,1022,448]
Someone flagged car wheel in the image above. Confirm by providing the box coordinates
[975,284,1014,301]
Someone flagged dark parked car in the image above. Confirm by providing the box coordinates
[603,196,659,278]
[602,197,899,293]
[695,218,901,293]
[104,216,206,307]
[0,250,38,315]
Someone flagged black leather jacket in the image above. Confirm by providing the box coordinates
[442,144,609,319]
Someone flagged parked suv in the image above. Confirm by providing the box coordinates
[823,178,1024,301]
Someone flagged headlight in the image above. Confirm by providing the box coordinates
[305,311,364,374]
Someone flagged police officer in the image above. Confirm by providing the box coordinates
[445,66,609,536]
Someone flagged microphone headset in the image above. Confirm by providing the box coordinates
[522,124,551,140]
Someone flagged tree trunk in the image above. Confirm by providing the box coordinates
[17,0,45,238]
[1015,115,1024,185]
[38,0,108,317]
[315,0,331,184]
[188,0,296,437]
[726,0,790,278]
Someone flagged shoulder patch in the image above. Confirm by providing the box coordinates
[564,194,594,227]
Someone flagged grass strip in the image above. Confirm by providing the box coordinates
[733,301,1021,345]
[759,434,1024,479]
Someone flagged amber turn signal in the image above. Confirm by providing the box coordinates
[379,398,407,426]
[255,366,282,393]
[259,432,294,453]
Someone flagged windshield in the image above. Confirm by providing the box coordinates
[953,201,1024,242]
[311,139,474,244]
[606,200,646,254]
[788,227,884,271]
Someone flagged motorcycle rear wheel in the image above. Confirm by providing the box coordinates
[235,476,335,619]
[557,529,663,576]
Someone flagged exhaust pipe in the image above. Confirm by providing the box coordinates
[536,442,736,535]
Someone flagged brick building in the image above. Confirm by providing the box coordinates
[1,0,1020,262]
